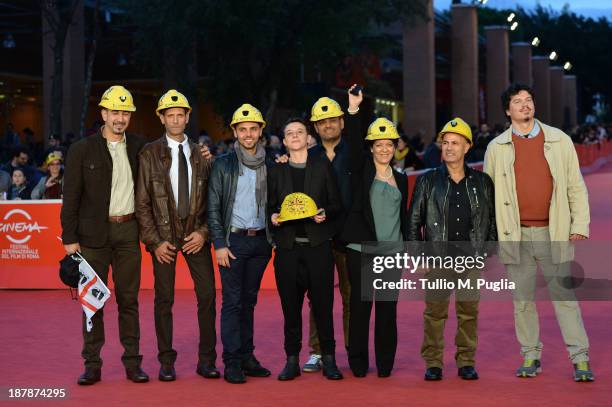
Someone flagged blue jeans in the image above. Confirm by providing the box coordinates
[219,233,272,364]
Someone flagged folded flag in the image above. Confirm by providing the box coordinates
[74,252,111,332]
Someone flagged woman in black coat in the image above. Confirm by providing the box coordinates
[341,86,409,378]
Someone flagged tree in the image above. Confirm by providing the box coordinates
[111,0,428,129]
[41,0,81,138]
[79,0,100,139]
[476,4,612,120]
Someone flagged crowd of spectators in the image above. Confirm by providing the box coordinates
[2,119,610,200]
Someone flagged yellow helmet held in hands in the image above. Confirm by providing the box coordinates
[156,89,192,115]
[438,117,473,145]
[98,85,136,112]
[230,103,266,128]
[365,118,399,141]
[276,193,319,223]
[310,97,344,122]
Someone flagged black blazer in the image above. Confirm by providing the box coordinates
[340,113,409,244]
[61,130,146,247]
[267,154,342,249]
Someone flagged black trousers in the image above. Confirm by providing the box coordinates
[152,243,216,365]
[347,248,398,374]
[274,240,335,357]
[80,219,142,369]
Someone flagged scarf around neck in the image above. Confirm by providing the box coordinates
[235,142,267,216]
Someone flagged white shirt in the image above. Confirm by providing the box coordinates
[166,135,192,207]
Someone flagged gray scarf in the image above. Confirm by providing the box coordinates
[235,142,267,216]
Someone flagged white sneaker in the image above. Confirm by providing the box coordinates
[302,354,322,372]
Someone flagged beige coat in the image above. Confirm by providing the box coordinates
[483,120,590,264]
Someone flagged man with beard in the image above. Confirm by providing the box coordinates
[484,83,593,382]
[61,85,149,385]
[300,96,352,372]
[208,104,273,384]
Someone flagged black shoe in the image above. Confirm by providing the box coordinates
[77,367,101,385]
[224,363,247,384]
[352,369,367,378]
[425,367,443,381]
[126,367,150,383]
[321,355,343,380]
[278,356,301,381]
[197,362,221,379]
[349,358,367,377]
[378,370,391,378]
[158,364,176,382]
[458,366,479,380]
[242,356,271,377]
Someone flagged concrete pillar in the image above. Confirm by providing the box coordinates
[563,75,577,128]
[451,4,478,125]
[485,26,509,127]
[531,56,550,124]
[42,0,85,140]
[511,42,532,85]
[549,66,564,128]
[403,0,435,140]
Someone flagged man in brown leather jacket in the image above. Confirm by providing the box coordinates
[135,90,218,382]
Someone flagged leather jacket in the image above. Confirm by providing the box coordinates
[207,151,274,249]
[407,164,497,243]
[135,136,212,252]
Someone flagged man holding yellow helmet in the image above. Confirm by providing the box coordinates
[61,85,149,385]
[135,89,218,382]
[267,117,343,381]
[407,117,496,382]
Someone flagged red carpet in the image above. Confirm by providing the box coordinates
[1,163,611,406]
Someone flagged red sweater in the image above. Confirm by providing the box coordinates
[512,130,553,226]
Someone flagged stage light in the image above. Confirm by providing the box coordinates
[564,62,572,71]
[549,51,558,61]
[507,13,516,22]
[510,21,518,31]
[531,37,540,47]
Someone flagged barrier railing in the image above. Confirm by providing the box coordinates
[1,140,609,290]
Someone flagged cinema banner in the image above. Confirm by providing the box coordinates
[0,200,276,290]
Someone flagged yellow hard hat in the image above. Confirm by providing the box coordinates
[45,153,63,166]
[438,117,473,145]
[310,97,344,122]
[276,192,319,223]
[156,89,191,115]
[230,103,266,128]
[98,85,136,112]
[365,118,399,141]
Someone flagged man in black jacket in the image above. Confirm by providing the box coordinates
[407,117,496,382]
[61,85,149,385]
[207,103,273,384]
[267,118,343,381]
